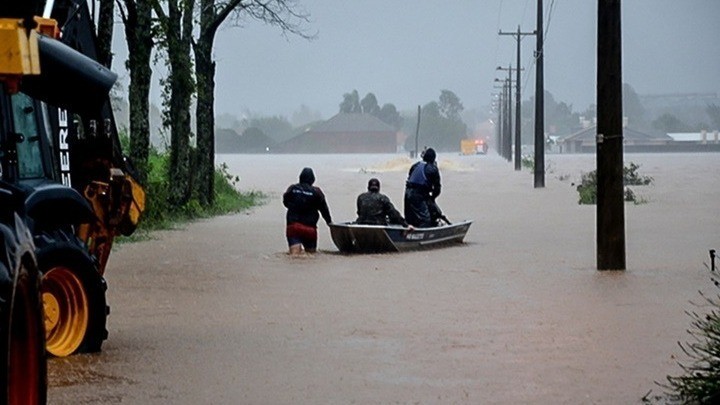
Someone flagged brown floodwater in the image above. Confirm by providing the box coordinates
[48,152,719,404]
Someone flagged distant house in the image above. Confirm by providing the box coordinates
[667,131,720,143]
[279,113,398,153]
[558,125,673,153]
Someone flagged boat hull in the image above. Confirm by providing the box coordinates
[329,220,472,253]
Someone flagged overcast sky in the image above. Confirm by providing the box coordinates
[114,0,720,121]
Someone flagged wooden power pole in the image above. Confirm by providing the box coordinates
[499,26,533,171]
[596,0,626,270]
[493,85,505,155]
[533,0,545,188]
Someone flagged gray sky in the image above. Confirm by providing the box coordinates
[116,0,720,120]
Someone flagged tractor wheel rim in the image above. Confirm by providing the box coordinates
[42,292,60,331]
[42,266,89,357]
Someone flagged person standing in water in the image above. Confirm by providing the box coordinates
[283,167,332,255]
[404,148,441,228]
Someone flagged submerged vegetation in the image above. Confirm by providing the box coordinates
[576,162,653,205]
[644,250,720,404]
[521,154,534,170]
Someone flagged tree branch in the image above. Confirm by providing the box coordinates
[116,0,128,24]
[151,0,167,23]
[210,0,247,35]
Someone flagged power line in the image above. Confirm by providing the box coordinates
[493,0,505,77]
[496,0,557,105]
[544,0,558,41]
[521,46,536,96]
[520,0,559,100]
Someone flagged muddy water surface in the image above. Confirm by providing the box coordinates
[48,152,720,404]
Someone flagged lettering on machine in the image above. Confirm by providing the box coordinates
[58,108,71,186]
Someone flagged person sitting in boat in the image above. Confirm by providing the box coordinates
[283,167,332,255]
[404,147,442,228]
[356,178,411,228]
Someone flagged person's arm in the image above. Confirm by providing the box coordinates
[356,194,363,222]
[382,195,408,227]
[282,185,293,208]
[426,165,442,198]
[316,188,332,224]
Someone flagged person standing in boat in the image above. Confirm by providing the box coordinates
[283,167,332,255]
[404,147,441,228]
[356,178,412,228]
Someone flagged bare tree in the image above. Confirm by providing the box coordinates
[193,0,311,206]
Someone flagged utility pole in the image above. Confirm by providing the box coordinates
[534,0,545,188]
[499,26,534,171]
[496,69,514,162]
[505,74,512,162]
[596,0,625,270]
[493,86,504,155]
[494,78,510,160]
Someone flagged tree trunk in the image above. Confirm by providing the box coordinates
[122,0,153,185]
[194,0,219,207]
[157,0,308,208]
[165,0,195,207]
[96,0,114,68]
[194,39,216,207]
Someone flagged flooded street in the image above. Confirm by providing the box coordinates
[48,152,720,404]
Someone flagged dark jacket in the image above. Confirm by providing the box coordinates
[283,183,332,227]
[356,191,408,226]
[405,161,441,198]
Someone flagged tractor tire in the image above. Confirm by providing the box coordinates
[37,238,108,357]
[0,225,47,405]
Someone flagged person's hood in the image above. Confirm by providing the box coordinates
[423,148,436,163]
[367,178,380,192]
[299,167,315,185]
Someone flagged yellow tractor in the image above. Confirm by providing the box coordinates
[1,2,144,390]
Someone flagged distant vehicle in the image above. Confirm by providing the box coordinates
[460,139,489,155]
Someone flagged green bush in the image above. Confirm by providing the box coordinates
[624,162,654,185]
[576,171,598,204]
[121,148,264,239]
[576,162,653,205]
[521,154,534,170]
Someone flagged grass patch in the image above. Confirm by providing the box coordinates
[118,149,265,241]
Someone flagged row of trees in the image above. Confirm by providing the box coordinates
[339,90,404,130]
[96,0,310,208]
[652,104,720,133]
[515,84,720,143]
[402,90,468,152]
[337,89,468,152]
